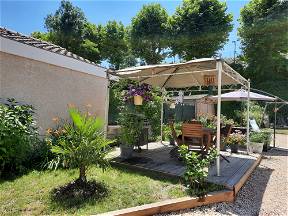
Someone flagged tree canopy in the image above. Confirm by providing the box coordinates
[169,0,233,60]
[130,3,169,64]
[45,0,87,51]
[102,21,128,70]
[239,0,288,83]
[32,0,236,67]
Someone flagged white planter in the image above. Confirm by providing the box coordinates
[249,142,264,153]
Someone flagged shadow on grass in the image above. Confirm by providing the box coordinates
[111,162,182,184]
[50,179,109,209]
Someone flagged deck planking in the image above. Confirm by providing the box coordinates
[111,142,260,190]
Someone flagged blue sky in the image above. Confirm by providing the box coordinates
[1,0,249,59]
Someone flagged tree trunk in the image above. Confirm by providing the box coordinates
[79,165,87,182]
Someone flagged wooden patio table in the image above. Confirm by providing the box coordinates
[202,127,216,150]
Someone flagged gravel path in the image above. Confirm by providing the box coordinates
[274,134,288,149]
[157,149,288,216]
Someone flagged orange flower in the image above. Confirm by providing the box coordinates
[54,130,60,136]
[46,128,53,134]
[52,117,59,123]
[67,103,75,108]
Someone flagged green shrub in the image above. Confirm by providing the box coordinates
[179,146,218,197]
[241,102,264,125]
[46,107,114,182]
[197,113,234,129]
[109,79,162,141]
[0,99,38,176]
[118,105,144,146]
[224,132,246,146]
[250,131,271,143]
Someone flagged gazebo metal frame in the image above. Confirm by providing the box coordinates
[112,58,251,176]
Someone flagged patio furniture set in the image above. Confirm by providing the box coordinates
[168,120,233,162]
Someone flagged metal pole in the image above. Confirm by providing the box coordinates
[216,59,222,177]
[232,41,236,64]
[104,73,110,138]
[246,80,250,154]
[160,89,164,144]
[274,102,277,148]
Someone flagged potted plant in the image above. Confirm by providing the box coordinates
[118,107,144,159]
[224,132,245,153]
[262,131,272,152]
[249,132,265,153]
[163,124,175,145]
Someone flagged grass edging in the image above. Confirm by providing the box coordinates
[95,190,234,216]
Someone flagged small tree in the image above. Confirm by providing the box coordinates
[47,108,113,182]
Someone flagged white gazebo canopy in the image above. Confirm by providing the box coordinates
[113,58,251,176]
[116,58,248,88]
[211,89,276,102]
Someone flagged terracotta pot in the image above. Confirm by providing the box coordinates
[134,95,143,105]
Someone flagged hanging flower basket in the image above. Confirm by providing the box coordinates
[134,95,143,105]
[123,83,152,106]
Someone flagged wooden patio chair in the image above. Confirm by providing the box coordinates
[168,121,212,158]
[181,122,206,154]
[221,124,233,139]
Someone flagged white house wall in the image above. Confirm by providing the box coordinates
[0,51,108,135]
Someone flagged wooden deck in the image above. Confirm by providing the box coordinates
[111,142,261,190]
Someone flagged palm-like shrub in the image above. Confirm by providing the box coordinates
[47,108,114,182]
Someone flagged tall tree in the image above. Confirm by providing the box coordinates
[169,0,233,60]
[45,0,87,51]
[130,3,169,65]
[238,0,288,83]
[102,21,128,70]
[32,0,103,63]
[80,22,104,63]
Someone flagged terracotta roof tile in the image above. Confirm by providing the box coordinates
[0,27,104,68]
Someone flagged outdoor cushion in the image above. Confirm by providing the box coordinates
[250,119,261,132]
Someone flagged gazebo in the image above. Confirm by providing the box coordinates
[113,57,251,176]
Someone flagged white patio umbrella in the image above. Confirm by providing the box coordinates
[211,89,277,149]
[210,89,276,101]
[113,58,250,176]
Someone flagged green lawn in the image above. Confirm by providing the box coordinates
[0,166,186,215]
[268,128,288,135]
